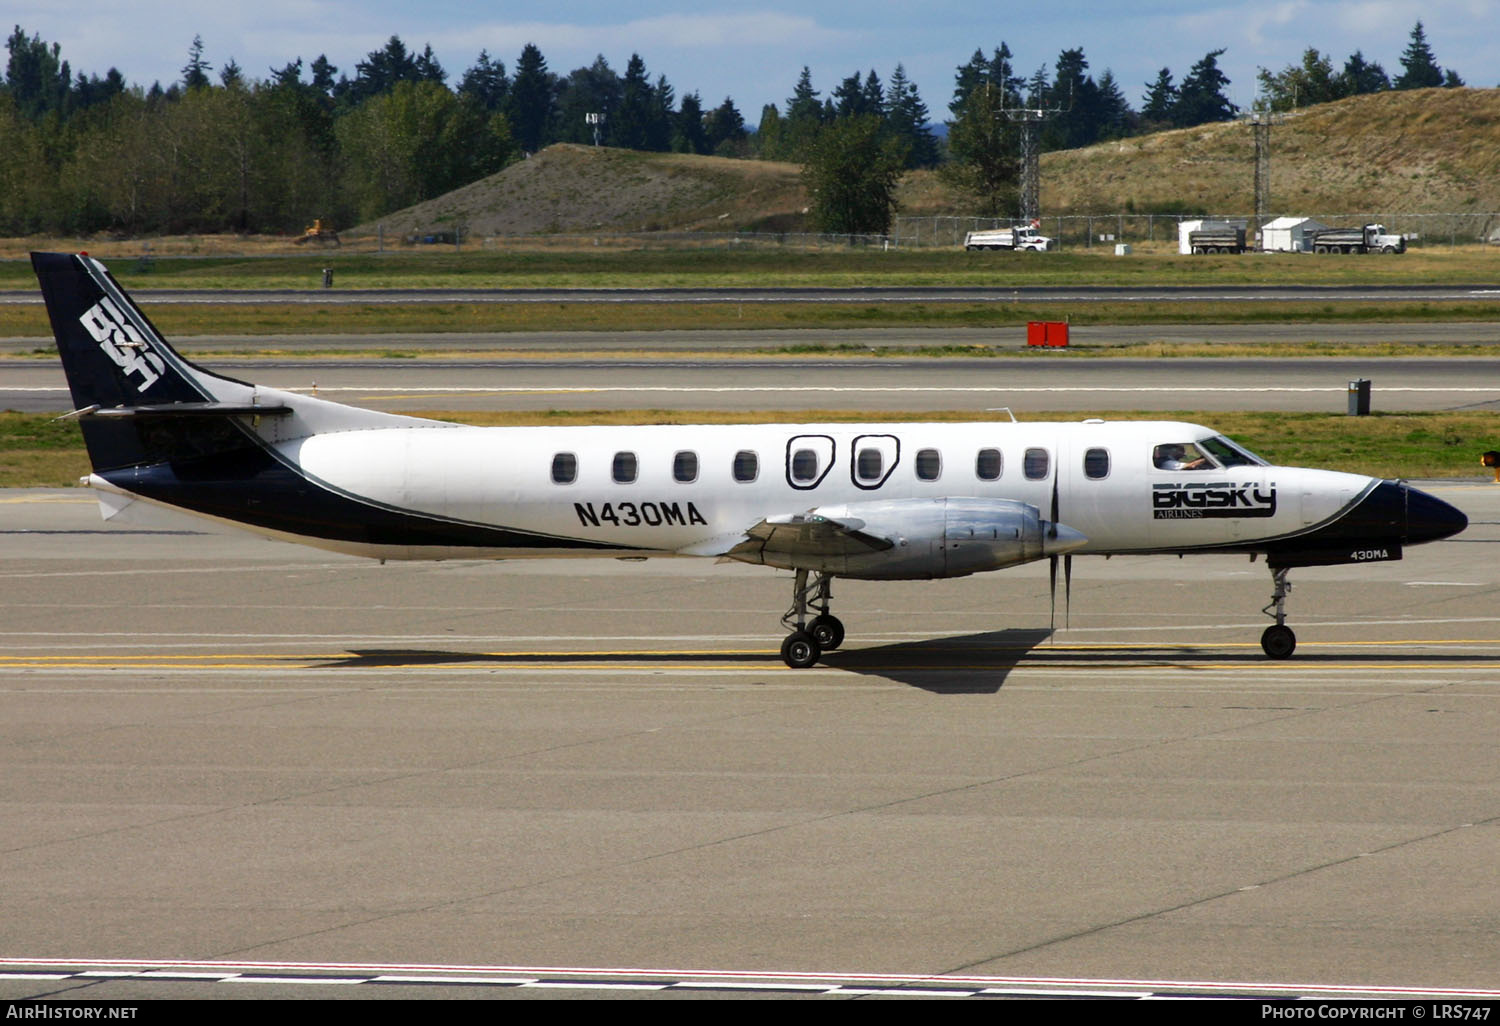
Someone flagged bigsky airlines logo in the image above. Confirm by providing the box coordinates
[78,296,166,392]
[1153,481,1277,519]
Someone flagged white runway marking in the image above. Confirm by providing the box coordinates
[4,956,1499,1000]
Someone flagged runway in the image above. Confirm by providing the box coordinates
[6,348,1500,413]
[2,481,1498,1000]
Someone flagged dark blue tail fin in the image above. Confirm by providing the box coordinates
[31,252,257,471]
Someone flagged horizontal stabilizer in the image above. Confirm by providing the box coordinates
[85,402,292,419]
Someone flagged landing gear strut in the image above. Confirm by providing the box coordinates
[780,569,843,668]
[1260,566,1296,659]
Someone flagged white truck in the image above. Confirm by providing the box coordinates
[1311,223,1408,254]
[964,223,1054,251]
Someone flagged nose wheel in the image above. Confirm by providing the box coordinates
[781,570,842,667]
[1260,566,1296,659]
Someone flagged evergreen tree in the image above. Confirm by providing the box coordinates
[414,44,446,85]
[219,57,243,89]
[862,70,884,117]
[649,73,675,151]
[1141,67,1177,124]
[1094,69,1134,139]
[780,67,825,160]
[5,26,72,118]
[612,53,653,149]
[673,91,708,153]
[181,35,212,91]
[884,64,938,168]
[1340,51,1389,95]
[832,72,868,118]
[1395,21,1444,89]
[951,46,1021,118]
[1043,47,1104,150]
[506,43,555,153]
[553,55,618,145]
[309,55,338,100]
[1175,49,1237,126]
[1257,48,1341,111]
[703,96,747,154]
[458,51,509,112]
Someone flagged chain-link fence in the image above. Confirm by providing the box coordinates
[317,213,1500,254]
[893,213,1500,250]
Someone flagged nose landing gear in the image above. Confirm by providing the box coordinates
[1260,566,1296,659]
[780,569,843,668]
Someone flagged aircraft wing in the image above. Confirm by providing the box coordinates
[678,512,894,561]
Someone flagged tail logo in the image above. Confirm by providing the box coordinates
[79,297,166,392]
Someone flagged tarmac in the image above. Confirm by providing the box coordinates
[1,479,1497,999]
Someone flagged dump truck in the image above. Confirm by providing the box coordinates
[964,223,1053,251]
[1187,226,1248,254]
[1311,223,1406,254]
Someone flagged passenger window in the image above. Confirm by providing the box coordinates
[733,450,759,483]
[673,450,698,483]
[612,451,637,484]
[856,447,883,482]
[551,452,577,485]
[791,448,819,483]
[976,448,1002,481]
[915,448,941,481]
[1024,447,1050,480]
[1084,448,1110,480]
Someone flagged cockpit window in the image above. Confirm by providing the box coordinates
[1199,434,1267,467]
[1153,442,1213,471]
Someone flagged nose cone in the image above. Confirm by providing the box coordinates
[1342,480,1467,545]
[1044,522,1089,556]
[1403,483,1468,544]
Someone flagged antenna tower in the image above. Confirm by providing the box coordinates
[1000,95,1066,224]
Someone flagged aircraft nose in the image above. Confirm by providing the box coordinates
[1402,482,1468,544]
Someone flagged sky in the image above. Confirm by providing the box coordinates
[9,0,1496,120]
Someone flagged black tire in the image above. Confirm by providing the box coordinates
[781,631,822,669]
[1261,624,1296,660]
[808,614,845,651]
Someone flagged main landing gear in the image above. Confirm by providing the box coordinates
[780,569,844,669]
[1260,565,1296,659]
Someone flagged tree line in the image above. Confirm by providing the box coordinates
[0,22,1470,237]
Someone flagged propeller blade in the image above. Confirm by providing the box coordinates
[1049,553,1057,633]
[1049,474,1060,539]
[1064,553,1073,630]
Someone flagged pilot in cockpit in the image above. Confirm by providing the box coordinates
[1154,443,1211,471]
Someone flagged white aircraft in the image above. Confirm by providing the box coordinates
[33,251,1468,667]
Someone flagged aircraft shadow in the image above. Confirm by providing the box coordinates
[312,635,1500,695]
[820,629,1055,694]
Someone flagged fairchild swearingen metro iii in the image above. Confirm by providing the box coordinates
[32,252,1468,667]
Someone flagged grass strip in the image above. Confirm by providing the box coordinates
[3,247,1498,290]
[2,300,1497,340]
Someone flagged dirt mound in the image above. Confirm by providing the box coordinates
[355,143,809,237]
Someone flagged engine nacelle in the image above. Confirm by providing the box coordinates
[751,497,1086,580]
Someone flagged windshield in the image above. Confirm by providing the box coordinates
[1199,435,1267,468]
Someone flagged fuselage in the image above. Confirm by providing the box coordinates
[212,417,1386,563]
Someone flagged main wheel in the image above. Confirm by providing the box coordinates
[1260,624,1296,660]
[780,631,822,669]
[808,614,845,651]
